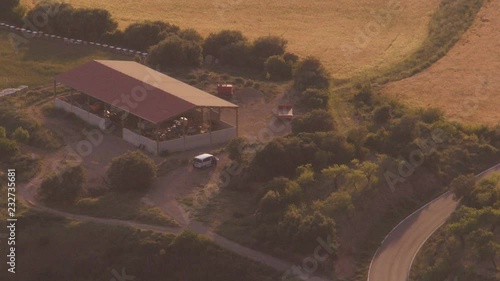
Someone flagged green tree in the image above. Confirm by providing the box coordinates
[259,190,282,214]
[279,205,337,253]
[0,126,6,138]
[38,165,85,204]
[219,40,252,66]
[291,109,335,134]
[373,104,392,124]
[468,229,500,270]
[450,174,476,201]
[296,164,314,188]
[322,191,354,217]
[123,21,179,51]
[321,164,349,190]
[293,56,330,91]
[252,35,287,67]
[253,36,287,59]
[12,126,29,143]
[25,2,117,41]
[390,115,420,144]
[0,0,21,22]
[202,30,247,59]
[283,180,302,205]
[227,137,247,162]
[351,159,379,187]
[264,55,292,81]
[353,83,373,105]
[107,151,156,191]
[0,138,19,162]
[468,173,500,208]
[178,28,204,44]
[147,35,202,68]
[299,88,329,110]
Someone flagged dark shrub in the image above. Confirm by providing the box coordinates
[279,206,337,253]
[0,138,19,162]
[12,126,30,143]
[25,2,117,41]
[353,84,373,105]
[250,137,316,180]
[227,137,247,162]
[0,127,6,138]
[291,110,335,134]
[147,35,202,68]
[299,88,329,110]
[283,52,299,64]
[373,104,392,124]
[219,40,252,66]
[178,28,204,44]
[38,165,85,204]
[0,0,23,23]
[264,55,292,81]
[252,36,287,67]
[107,151,156,191]
[123,21,179,51]
[202,30,247,58]
[418,107,444,124]
[293,56,330,91]
[390,115,421,144]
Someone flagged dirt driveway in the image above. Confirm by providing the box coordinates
[145,154,229,226]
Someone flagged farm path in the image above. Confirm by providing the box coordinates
[17,151,332,279]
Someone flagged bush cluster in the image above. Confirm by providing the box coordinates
[107,151,157,191]
[38,165,85,204]
[25,2,117,41]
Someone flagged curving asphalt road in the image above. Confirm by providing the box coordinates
[367,163,500,281]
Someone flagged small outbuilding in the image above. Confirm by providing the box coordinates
[53,60,239,154]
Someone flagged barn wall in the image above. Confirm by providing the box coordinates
[211,127,236,145]
[122,128,157,154]
[55,98,110,130]
[158,137,185,153]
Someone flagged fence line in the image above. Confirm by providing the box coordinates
[0,21,148,58]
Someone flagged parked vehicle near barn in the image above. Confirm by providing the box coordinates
[192,153,219,169]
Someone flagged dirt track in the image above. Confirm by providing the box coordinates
[17,152,324,279]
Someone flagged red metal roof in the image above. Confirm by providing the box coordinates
[55,60,237,124]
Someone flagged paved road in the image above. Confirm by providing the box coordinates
[368,163,500,281]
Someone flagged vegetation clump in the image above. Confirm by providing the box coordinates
[38,165,85,204]
[107,151,157,191]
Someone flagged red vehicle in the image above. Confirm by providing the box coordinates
[217,84,234,99]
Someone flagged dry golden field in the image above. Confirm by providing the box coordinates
[22,0,439,78]
[383,0,500,126]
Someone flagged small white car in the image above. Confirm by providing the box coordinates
[192,153,218,169]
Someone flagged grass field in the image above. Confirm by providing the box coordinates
[0,30,128,89]
[21,0,439,78]
[382,0,499,126]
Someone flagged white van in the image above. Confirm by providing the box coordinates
[193,153,218,169]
